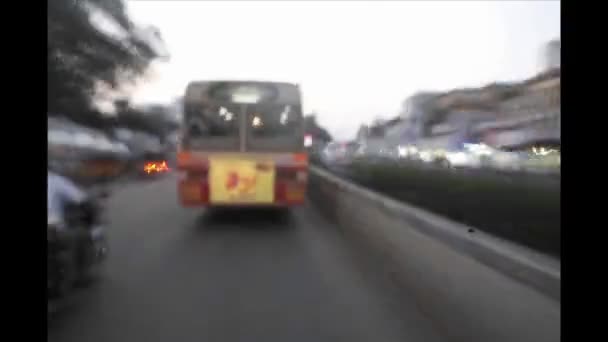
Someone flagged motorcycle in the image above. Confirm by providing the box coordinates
[48,190,109,300]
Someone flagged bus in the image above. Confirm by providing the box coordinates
[177,81,308,207]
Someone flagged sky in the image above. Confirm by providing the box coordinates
[125,0,560,140]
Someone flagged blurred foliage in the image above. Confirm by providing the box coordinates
[114,104,179,142]
[48,0,159,126]
[304,114,333,142]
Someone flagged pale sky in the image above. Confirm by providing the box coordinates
[126,0,560,140]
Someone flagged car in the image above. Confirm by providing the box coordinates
[442,144,527,171]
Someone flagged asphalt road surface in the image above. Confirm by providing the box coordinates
[48,174,446,342]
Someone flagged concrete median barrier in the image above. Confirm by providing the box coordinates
[344,160,560,257]
[308,166,560,342]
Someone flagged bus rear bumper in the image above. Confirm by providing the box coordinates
[178,201,305,208]
[177,179,306,208]
[179,202,305,208]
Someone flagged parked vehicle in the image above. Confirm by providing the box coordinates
[48,191,109,302]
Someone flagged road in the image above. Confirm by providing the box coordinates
[48,174,446,342]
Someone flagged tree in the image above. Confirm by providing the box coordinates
[304,114,332,143]
[111,100,179,142]
[48,0,161,125]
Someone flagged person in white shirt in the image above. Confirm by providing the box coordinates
[48,169,87,228]
[48,165,91,291]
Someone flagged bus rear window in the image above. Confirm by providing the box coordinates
[185,104,240,138]
[248,104,302,138]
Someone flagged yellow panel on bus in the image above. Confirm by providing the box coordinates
[209,157,275,204]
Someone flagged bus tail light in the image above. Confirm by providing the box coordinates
[285,185,306,202]
[275,165,308,205]
[177,152,209,171]
[277,167,308,182]
[177,151,191,169]
[179,178,202,206]
[275,183,306,204]
[293,153,308,165]
[177,170,188,181]
[178,170,210,206]
[275,182,306,205]
[296,170,308,182]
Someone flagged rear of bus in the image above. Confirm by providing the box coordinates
[177,81,308,207]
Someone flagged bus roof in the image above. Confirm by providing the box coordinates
[184,80,301,104]
[186,80,299,87]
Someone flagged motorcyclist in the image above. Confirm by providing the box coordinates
[48,161,95,293]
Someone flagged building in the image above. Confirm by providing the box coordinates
[483,68,560,149]
[388,66,560,151]
[542,39,560,70]
[357,44,561,154]
[396,92,441,142]
[355,124,370,142]
[400,92,439,120]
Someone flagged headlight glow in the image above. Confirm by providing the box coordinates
[144,161,170,174]
[419,151,433,162]
[446,152,470,165]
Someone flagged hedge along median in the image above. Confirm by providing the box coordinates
[340,160,560,258]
